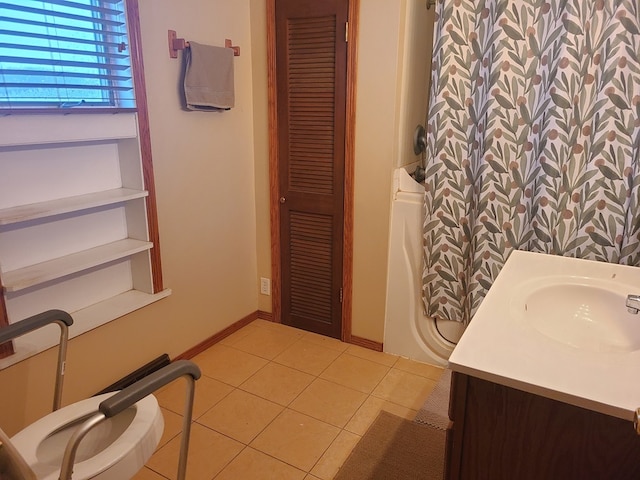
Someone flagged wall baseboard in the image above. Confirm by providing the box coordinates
[174,311,259,360]
[175,310,383,360]
[349,335,383,352]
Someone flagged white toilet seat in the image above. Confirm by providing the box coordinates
[10,392,163,480]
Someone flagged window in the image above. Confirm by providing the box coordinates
[0,0,165,366]
[0,0,135,110]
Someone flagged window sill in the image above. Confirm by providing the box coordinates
[0,288,171,370]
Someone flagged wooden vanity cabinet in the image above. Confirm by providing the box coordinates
[445,372,640,480]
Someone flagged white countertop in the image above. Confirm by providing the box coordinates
[448,250,640,421]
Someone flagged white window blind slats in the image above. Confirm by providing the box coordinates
[1,43,129,62]
[37,0,124,16]
[0,0,135,110]
[1,68,130,83]
[2,82,132,92]
[1,28,127,49]
[0,2,126,28]
[0,56,129,70]
[0,15,123,37]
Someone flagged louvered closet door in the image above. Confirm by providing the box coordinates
[276,0,348,339]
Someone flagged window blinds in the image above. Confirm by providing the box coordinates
[0,0,135,109]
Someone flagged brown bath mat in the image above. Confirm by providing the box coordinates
[335,410,446,480]
[414,368,452,431]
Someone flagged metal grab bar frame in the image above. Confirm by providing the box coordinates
[0,309,73,411]
[1,311,201,480]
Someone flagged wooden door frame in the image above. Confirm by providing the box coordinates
[267,0,358,343]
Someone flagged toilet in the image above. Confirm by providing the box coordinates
[0,311,197,480]
[9,391,163,480]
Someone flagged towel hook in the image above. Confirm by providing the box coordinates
[168,30,240,58]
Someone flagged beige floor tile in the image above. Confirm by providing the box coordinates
[302,331,350,352]
[251,409,340,472]
[155,375,234,419]
[219,324,263,347]
[310,429,361,480]
[320,353,390,394]
[193,344,268,387]
[142,326,444,479]
[216,447,306,480]
[240,362,314,406]
[158,407,183,448]
[131,466,167,480]
[393,357,444,381]
[251,319,302,335]
[197,389,283,444]
[146,422,243,480]
[344,344,398,367]
[250,318,283,329]
[290,378,367,428]
[344,395,418,436]
[371,368,437,410]
[231,323,304,360]
[274,339,342,376]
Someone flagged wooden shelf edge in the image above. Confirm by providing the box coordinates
[2,239,153,293]
[0,188,148,226]
[0,288,171,371]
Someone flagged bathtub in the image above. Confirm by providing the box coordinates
[383,168,464,365]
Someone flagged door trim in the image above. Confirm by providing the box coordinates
[267,0,359,342]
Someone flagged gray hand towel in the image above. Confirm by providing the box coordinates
[183,42,235,111]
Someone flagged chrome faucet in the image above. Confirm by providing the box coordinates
[626,294,640,314]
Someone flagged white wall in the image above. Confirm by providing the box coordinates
[397,0,435,168]
[351,0,434,341]
[0,0,259,435]
[250,0,272,314]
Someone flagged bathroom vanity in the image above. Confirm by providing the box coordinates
[446,372,640,479]
[445,251,640,479]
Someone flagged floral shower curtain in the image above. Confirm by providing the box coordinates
[422,0,640,325]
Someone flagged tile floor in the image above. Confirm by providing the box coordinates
[133,319,444,480]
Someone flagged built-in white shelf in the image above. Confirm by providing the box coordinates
[2,238,153,293]
[0,112,165,368]
[0,188,149,226]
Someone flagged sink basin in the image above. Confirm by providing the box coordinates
[511,277,640,353]
[449,250,640,421]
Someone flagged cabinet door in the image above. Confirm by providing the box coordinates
[448,373,640,480]
[446,372,467,480]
